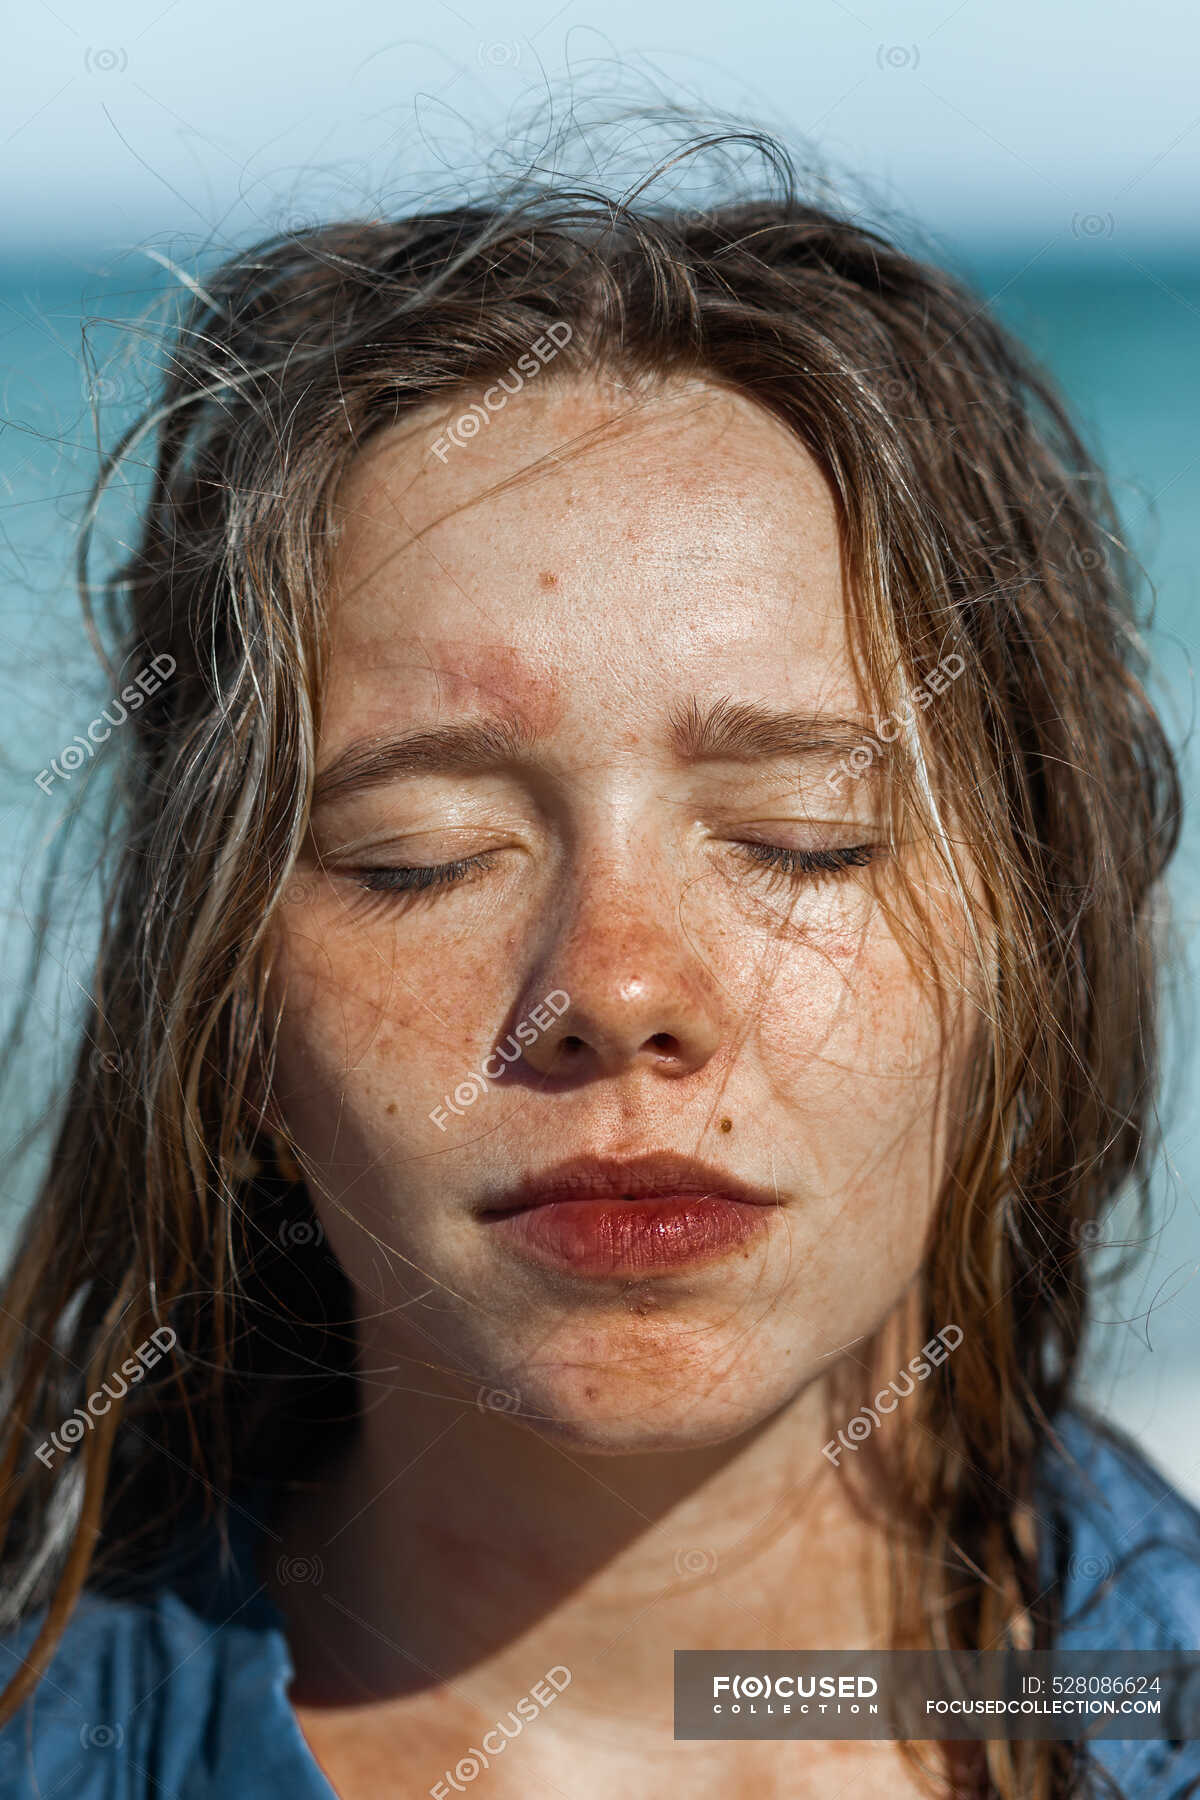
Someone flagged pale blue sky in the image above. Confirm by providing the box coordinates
[5,0,1198,254]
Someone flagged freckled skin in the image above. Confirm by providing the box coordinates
[268,375,976,1458]
[266,377,980,1797]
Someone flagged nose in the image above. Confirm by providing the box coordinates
[517,856,724,1082]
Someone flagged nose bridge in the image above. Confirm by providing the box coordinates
[519,823,723,1078]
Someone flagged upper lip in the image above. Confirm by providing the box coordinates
[480,1152,782,1217]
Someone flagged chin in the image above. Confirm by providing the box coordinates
[482,1341,801,1456]
[518,1414,772,1457]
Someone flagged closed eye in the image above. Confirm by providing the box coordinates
[733,842,878,879]
[355,853,495,895]
[349,841,879,904]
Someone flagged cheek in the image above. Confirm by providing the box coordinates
[677,871,952,1113]
[719,908,959,1264]
[755,928,944,1103]
[267,903,524,1135]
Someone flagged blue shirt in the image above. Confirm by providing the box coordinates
[2,1411,1200,1797]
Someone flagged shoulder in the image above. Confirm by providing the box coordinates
[1038,1406,1200,1649]
[1038,1408,1200,1800]
[0,1509,334,1799]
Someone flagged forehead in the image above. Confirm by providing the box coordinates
[320,377,859,744]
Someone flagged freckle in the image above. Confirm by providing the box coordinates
[386,1102,397,1115]
[719,1117,733,1133]
[584,1385,599,1402]
[538,569,559,590]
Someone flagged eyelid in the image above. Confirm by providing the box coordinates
[340,829,883,908]
[734,840,877,867]
[318,825,510,861]
[723,840,884,897]
[729,818,881,843]
[354,852,496,896]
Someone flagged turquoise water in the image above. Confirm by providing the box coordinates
[3,248,1199,1482]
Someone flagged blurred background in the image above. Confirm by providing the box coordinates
[3,0,1198,1490]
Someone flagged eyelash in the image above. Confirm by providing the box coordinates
[354,843,877,897]
[733,842,877,881]
[356,855,495,894]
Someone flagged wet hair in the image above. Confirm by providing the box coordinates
[0,122,1180,1800]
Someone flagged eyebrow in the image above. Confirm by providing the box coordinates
[311,696,881,808]
[667,695,877,762]
[312,715,539,808]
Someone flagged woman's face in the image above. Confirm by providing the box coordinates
[269,375,976,1455]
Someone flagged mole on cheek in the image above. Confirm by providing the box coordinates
[538,569,560,590]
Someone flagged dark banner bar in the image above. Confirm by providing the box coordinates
[674,1651,1200,1741]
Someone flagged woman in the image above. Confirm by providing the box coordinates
[1,128,1197,1799]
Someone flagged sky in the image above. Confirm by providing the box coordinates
[4,0,1199,259]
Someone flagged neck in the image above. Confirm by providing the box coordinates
[269,1359,910,1720]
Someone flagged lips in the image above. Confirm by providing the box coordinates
[479,1152,781,1277]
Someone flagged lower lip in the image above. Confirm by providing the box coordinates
[484,1195,773,1276]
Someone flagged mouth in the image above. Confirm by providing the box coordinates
[479,1152,782,1278]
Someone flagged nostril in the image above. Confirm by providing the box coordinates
[647,1033,677,1053]
[561,1035,585,1055]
